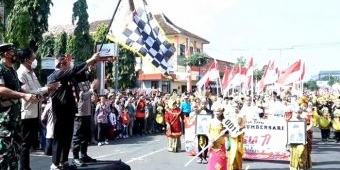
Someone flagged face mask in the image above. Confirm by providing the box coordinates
[31,59,37,69]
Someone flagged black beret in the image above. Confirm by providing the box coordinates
[0,43,16,55]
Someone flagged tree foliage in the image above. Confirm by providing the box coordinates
[93,24,108,43]
[118,47,137,90]
[235,56,246,67]
[66,35,76,56]
[70,0,93,62]
[0,0,15,39]
[36,35,55,58]
[6,0,53,50]
[184,52,208,66]
[254,67,264,83]
[54,31,68,56]
[303,80,319,91]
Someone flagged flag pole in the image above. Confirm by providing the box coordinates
[96,0,122,96]
[251,68,254,98]
[98,0,123,51]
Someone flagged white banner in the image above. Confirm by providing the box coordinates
[243,118,289,161]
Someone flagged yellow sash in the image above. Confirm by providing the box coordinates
[332,119,340,131]
[319,118,330,129]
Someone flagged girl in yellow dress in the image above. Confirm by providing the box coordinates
[207,107,227,170]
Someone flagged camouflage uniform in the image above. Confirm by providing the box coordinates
[0,62,22,170]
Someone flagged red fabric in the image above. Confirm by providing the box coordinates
[164,107,184,136]
[136,99,146,118]
[121,111,130,125]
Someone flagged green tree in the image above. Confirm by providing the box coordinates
[235,56,246,67]
[6,0,53,50]
[303,80,319,91]
[184,52,208,66]
[66,35,76,56]
[54,31,68,56]
[36,35,55,58]
[0,0,15,39]
[70,0,93,62]
[118,47,137,89]
[93,24,108,43]
[254,66,264,83]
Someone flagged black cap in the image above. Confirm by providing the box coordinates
[0,43,16,56]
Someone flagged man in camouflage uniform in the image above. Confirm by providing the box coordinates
[0,43,36,169]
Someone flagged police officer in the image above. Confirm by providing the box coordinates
[0,43,37,169]
[16,49,59,170]
[71,80,97,167]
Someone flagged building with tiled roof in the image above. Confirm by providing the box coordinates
[47,13,232,94]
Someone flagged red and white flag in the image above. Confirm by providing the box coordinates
[263,60,279,85]
[257,60,271,92]
[196,60,219,90]
[276,60,304,85]
[242,57,254,90]
[221,67,230,91]
[229,64,245,88]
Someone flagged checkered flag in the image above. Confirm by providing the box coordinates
[111,0,175,75]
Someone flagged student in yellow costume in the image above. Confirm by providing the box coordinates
[318,107,332,142]
[289,110,313,170]
[332,109,340,143]
[207,106,227,170]
[228,103,245,170]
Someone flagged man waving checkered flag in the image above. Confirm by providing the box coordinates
[109,0,175,75]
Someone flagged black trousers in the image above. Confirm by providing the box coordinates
[20,118,39,170]
[97,123,109,142]
[52,115,75,165]
[334,131,340,141]
[134,118,145,135]
[72,116,91,159]
[197,135,209,159]
[321,129,330,140]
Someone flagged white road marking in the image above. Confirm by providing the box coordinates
[125,147,167,164]
[94,151,126,159]
[31,151,126,159]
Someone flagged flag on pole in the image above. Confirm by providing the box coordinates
[263,60,279,85]
[257,60,271,92]
[108,0,175,75]
[243,57,253,90]
[221,67,230,92]
[196,60,219,90]
[276,60,304,85]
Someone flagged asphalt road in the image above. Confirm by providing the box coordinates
[30,129,340,170]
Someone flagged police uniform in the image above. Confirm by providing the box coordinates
[0,44,22,169]
[71,81,96,166]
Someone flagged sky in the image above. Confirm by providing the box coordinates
[49,0,340,80]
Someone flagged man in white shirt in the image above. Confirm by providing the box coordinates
[240,96,262,121]
[16,49,59,170]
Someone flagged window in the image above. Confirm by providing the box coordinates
[151,81,159,89]
[196,48,201,53]
[190,47,193,55]
[161,81,170,93]
[180,44,186,56]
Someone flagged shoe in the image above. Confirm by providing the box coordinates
[196,158,202,164]
[72,159,86,167]
[81,155,97,163]
[104,141,109,145]
[98,142,103,146]
[50,164,61,170]
[60,163,78,170]
[202,158,208,164]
